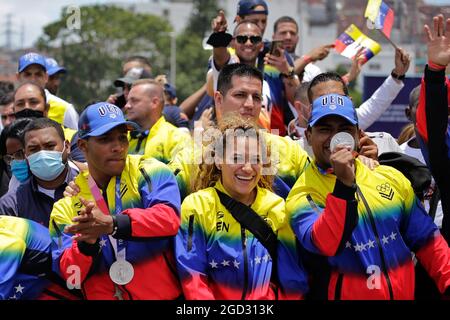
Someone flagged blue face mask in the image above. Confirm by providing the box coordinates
[27,145,66,181]
[10,159,30,183]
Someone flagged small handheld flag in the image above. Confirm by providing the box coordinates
[365,0,397,48]
[335,24,381,64]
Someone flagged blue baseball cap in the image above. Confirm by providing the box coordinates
[78,102,139,139]
[164,83,177,99]
[18,52,47,73]
[309,94,358,127]
[236,0,268,16]
[45,57,67,76]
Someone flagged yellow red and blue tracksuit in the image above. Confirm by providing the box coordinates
[168,132,309,200]
[175,181,308,300]
[50,155,182,300]
[285,159,450,300]
[128,116,192,164]
[0,216,79,300]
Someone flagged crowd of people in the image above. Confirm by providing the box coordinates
[0,0,449,300]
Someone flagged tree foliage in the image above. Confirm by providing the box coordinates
[36,5,172,111]
[185,0,220,38]
[175,0,219,101]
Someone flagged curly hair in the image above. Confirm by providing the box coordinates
[193,113,274,192]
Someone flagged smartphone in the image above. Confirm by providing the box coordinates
[269,40,283,57]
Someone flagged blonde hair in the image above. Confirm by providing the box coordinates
[193,114,273,192]
[397,123,415,145]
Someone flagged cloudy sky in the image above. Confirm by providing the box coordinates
[0,0,141,48]
[1,0,450,49]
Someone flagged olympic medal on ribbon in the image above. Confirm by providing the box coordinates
[330,132,355,153]
[109,260,134,285]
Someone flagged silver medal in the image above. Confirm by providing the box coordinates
[109,260,134,285]
[330,132,355,153]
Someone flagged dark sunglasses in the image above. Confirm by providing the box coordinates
[235,35,262,45]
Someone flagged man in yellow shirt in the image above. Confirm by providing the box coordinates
[16,52,79,130]
[124,79,192,164]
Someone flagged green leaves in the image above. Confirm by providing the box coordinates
[37,5,172,111]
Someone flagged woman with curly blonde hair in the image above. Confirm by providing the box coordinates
[175,114,308,300]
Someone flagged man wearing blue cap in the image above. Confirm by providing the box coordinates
[162,82,189,130]
[49,102,183,299]
[45,57,66,96]
[281,93,450,300]
[16,52,78,130]
[235,0,268,36]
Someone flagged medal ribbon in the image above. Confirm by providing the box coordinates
[87,174,126,261]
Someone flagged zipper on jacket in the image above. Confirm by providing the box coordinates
[139,168,152,192]
[334,273,344,300]
[241,227,248,300]
[357,188,394,300]
[187,215,194,252]
[135,136,145,153]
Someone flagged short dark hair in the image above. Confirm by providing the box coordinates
[0,81,14,97]
[124,55,151,68]
[308,72,349,103]
[21,117,65,146]
[0,92,14,106]
[273,16,298,33]
[14,81,47,104]
[294,81,310,103]
[233,21,262,36]
[217,63,263,96]
[0,118,32,156]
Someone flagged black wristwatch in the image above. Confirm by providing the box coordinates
[281,67,296,79]
[391,70,405,81]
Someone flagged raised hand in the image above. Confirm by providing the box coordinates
[393,47,411,76]
[307,44,335,62]
[212,10,227,33]
[264,48,291,75]
[424,14,450,67]
[343,47,365,83]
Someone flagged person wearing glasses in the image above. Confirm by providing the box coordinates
[0,118,33,194]
[207,19,298,133]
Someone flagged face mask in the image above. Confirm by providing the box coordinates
[27,145,66,181]
[15,109,44,119]
[11,159,30,183]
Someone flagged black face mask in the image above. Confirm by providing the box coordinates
[14,109,45,119]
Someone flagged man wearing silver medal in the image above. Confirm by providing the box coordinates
[282,93,450,299]
[50,102,183,300]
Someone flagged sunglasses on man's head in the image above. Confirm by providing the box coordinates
[234,35,262,45]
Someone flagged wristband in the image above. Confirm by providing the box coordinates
[391,71,405,81]
[281,67,295,79]
[206,32,233,48]
[428,60,446,71]
[301,55,312,64]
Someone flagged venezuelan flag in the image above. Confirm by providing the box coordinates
[334,24,381,64]
[365,0,395,38]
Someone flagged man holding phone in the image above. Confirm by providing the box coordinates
[208,4,299,135]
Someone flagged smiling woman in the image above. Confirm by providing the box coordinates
[194,114,273,200]
[175,114,309,300]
